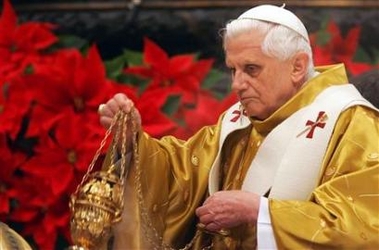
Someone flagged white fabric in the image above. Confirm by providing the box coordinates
[257,197,277,250]
[209,84,376,197]
[243,84,375,200]
[237,4,309,42]
[208,103,251,194]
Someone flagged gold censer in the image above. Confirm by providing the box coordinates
[69,108,213,250]
[68,110,131,250]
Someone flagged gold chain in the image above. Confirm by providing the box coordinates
[72,111,121,197]
[123,110,213,250]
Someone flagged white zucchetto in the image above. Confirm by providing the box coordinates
[237,4,310,42]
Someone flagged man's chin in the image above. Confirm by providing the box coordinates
[244,108,267,120]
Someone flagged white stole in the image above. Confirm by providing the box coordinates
[208,84,376,200]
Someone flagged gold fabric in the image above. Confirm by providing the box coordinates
[108,64,379,249]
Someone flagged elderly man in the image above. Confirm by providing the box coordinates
[98,4,379,250]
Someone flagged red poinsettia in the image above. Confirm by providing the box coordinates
[136,88,180,137]
[0,132,27,216]
[0,0,57,79]
[21,110,104,196]
[9,174,69,250]
[26,45,137,138]
[0,1,140,248]
[0,76,33,139]
[311,19,376,76]
[125,37,214,104]
[172,91,237,139]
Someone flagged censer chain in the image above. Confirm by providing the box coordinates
[72,110,125,198]
[130,113,212,250]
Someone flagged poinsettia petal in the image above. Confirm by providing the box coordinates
[312,46,333,65]
[0,0,17,47]
[0,194,10,214]
[342,26,361,60]
[168,54,196,77]
[74,45,105,96]
[14,22,58,51]
[124,65,154,79]
[345,61,376,76]
[137,89,178,137]
[51,164,74,195]
[0,79,32,139]
[10,208,39,222]
[143,37,169,73]
[191,59,214,83]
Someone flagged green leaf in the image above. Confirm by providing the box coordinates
[119,74,150,94]
[355,47,379,65]
[202,69,225,89]
[51,35,89,51]
[123,49,143,66]
[104,56,128,81]
[316,30,331,46]
[161,94,181,116]
[354,46,373,63]
[202,69,231,99]
[316,16,331,46]
[105,50,147,87]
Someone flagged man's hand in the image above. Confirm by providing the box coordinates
[195,190,260,232]
[98,93,141,129]
[98,93,141,151]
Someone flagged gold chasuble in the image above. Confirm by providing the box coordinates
[107,64,379,250]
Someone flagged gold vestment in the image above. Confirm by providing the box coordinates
[107,64,379,249]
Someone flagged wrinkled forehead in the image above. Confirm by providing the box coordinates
[224,32,267,65]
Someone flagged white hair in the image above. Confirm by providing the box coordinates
[222,19,315,81]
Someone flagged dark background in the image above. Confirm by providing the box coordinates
[9,0,379,71]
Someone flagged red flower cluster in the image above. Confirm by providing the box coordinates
[125,38,237,139]
[311,19,378,76]
[0,1,235,249]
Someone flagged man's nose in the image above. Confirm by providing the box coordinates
[231,71,246,91]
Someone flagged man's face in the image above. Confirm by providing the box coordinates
[225,30,300,120]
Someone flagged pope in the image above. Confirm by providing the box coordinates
[98,4,379,250]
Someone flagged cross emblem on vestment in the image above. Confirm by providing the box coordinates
[297,111,328,139]
[230,108,247,122]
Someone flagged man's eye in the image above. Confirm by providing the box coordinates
[245,65,259,75]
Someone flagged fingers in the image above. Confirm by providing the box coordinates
[98,93,136,129]
[113,93,134,113]
[99,93,134,116]
[196,206,215,225]
[196,205,230,236]
[195,191,260,234]
[196,198,227,232]
[99,116,114,129]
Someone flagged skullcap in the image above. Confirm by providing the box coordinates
[237,4,310,42]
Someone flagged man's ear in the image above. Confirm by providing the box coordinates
[291,52,309,87]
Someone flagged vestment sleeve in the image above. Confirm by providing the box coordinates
[110,123,221,249]
[269,106,379,249]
